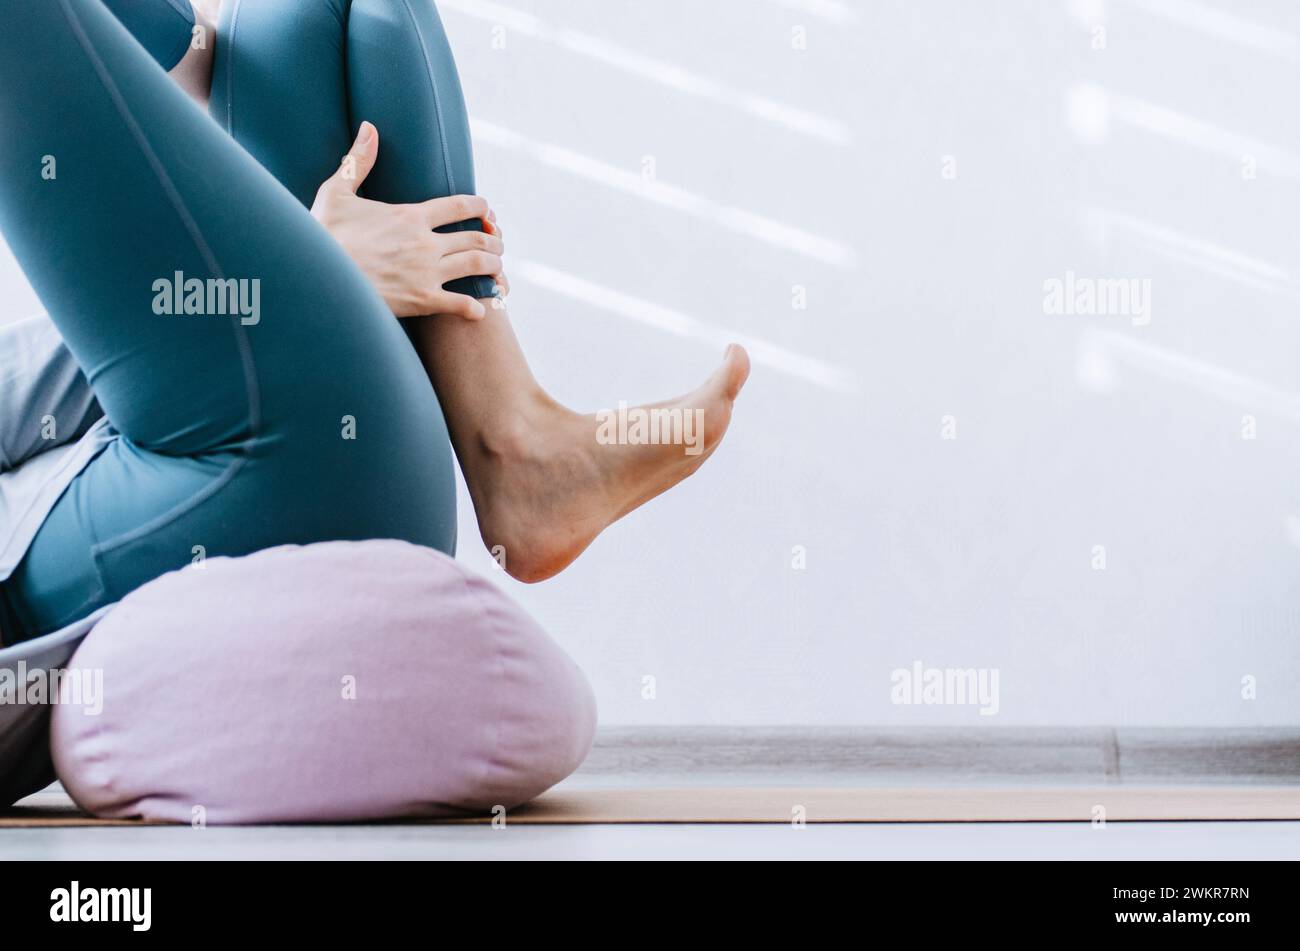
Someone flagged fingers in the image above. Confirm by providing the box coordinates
[440,250,504,282]
[425,291,487,321]
[324,121,379,195]
[417,194,490,229]
[439,230,504,257]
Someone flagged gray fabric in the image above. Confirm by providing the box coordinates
[0,312,102,472]
[0,315,116,804]
[0,314,115,586]
[0,318,119,802]
[0,605,111,807]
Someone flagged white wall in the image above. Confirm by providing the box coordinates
[4,0,1298,725]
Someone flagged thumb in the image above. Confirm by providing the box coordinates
[331,121,378,194]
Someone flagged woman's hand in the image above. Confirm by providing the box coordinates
[311,122,506,320]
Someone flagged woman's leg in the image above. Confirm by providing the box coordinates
[209,0,494,300]
[405,315,748,581]
[212,0,749,582]
[173,0,749,584]
[346,0,748,581]
[1,0,206,476]
[0,0,456,638]
[345,0,495,302]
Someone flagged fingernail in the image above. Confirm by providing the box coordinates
[358,122,375,146]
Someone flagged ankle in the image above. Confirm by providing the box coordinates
[474,388,569,464]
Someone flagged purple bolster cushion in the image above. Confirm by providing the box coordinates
[49,540,596,824]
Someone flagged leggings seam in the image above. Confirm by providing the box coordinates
[89,453,246,558]
[56,0,262,557]
[222,0,242,135]
[398,0,457,195]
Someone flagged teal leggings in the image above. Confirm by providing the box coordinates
[0,0,492,639]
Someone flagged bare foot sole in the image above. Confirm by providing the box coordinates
[468,345,751,582]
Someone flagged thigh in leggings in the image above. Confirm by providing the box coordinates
[0,0,484,638]
[212,0,496,299]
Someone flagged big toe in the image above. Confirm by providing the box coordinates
[715,344,751,402]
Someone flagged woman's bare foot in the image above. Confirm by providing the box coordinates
[464,345,750,582]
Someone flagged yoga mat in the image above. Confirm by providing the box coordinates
[0,811,161,828]
[4,786,1300,827]
[0,790,165,827]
